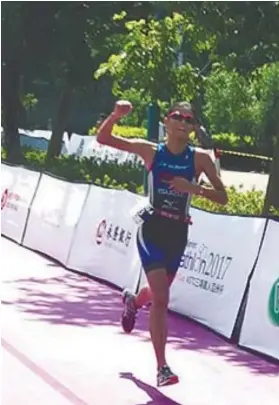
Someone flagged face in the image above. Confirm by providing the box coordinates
[164,108,195,141]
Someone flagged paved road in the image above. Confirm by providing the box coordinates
[221,170,269,192]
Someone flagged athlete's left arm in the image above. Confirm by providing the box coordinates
[195,152,228,205]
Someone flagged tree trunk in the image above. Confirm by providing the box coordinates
[46,86,72,163]
[1,60,22,163]
[262,128,279,215]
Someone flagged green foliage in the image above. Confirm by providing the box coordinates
[89,124,147,139]
[95,12,215,102]
[250,62,279,153]
[269,206,279,217]
[192,187,265,216]
[204,62,279,156]
[212,133,255,152]
[21,93,38,111]
[1,147,7,160]
[204,66,255,136]
[171,2,279,73]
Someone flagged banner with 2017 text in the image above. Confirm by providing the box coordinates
[139,208,266,338]
[1,164,41,243]
[169,209,266,338]
[66,186,143,291]
[22,174,89,266]
[239,219,279,360]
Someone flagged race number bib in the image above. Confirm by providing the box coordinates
[130,198,154,225]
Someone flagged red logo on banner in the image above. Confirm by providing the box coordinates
[96,219,107,245]
[1,189,8,210]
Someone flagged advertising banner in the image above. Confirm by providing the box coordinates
[23,174,89,265]
[1,164,41,243]
[67,186,143,291]
[239,219,279,360]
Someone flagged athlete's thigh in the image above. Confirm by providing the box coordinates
[136,220,166,273]
[146,268,169,304]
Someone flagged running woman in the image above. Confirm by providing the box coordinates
[97,100,228,387]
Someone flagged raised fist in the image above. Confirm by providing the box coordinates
[113,100,132,119]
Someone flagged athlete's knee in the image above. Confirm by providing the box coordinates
[151,289,169,309]
[135,286,151,308]
[147,268,169,309]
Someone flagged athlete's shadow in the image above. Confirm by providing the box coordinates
[119,372,182,405]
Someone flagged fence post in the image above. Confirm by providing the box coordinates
[144,102,160,195]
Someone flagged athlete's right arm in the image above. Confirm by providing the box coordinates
[97,101,156,168]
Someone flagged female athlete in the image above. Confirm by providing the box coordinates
[97,100,228,387]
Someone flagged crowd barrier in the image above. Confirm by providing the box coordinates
[66,185,143,292]
[1,162,278,361]
[23,174,90,266]
[1,163,41,244]
[239,219,279,359]
[67,134,142,165]
[18,128,69,154]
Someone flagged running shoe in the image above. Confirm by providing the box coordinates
[157,365,179,387]
[121,289,137,333]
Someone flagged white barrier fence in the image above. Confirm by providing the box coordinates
[1,164,41,243]
[67,134,142,165]
[22,174,90,266]
[239,219,279,359]
[1,127,139,164]
[1,162,278,360]
[169,210,266,338]
[18,129,69,154]
[67,186,143,292]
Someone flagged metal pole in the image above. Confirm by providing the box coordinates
[144,102,160,195]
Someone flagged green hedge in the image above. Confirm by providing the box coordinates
[89,124,146,139]
[192,188,265,215]
[2,147,277,217]
[212,133,255,152]
[1,147,144,194]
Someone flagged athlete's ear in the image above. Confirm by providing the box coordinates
[163,116,169,125]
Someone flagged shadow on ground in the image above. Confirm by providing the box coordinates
[119,372,182,405]
[2,270,279,377]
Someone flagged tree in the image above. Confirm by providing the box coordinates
[94,12,215,105]
[203,66,254,136]
[158,1,279,73]
[251,62,279,155]
[46,1,158,159]
[1,2,63,161]
[2,2,157,161]
[263,121,279,216]
[2,2,25,162]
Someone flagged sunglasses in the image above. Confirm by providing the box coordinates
[168,111,196,125]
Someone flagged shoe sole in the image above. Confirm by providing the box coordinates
[121,291,136,333]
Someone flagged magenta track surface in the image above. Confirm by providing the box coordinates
[2,237,279,405]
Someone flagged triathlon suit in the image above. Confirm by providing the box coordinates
[136,143,196,274]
